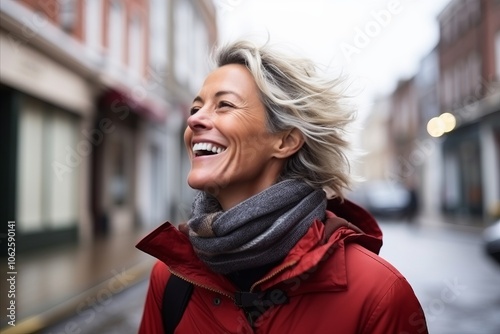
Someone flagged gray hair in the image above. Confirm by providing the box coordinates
[212,40,356,199]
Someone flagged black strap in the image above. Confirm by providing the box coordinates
[162,275,194,334]
[234,289,289,308]
[234,289,289,328]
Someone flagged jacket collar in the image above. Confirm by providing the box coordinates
[136,221,235,291]
[136,199,382,295]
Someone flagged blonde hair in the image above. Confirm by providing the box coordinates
[213,40,356,199]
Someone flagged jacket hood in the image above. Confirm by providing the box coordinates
[326,198,383,253]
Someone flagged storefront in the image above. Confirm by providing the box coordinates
[91,87,169,236]
[0,29,94,251]
[441,94,500,223]
[442,124,484,219]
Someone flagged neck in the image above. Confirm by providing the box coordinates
[213,160,285,210]
[215,179,280,211]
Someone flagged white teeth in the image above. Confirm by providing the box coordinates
[192,142,226,155]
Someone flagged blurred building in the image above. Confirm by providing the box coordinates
[387,77,420,187]
[414,48,442,219]
[367,0,500,225]
[359,96,392,181]
[381,49,441,219]
[437,0,500,222]
[0,0,216,253]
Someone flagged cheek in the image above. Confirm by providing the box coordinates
[183,128,192,152]
[228,131,260,163]
[242,130,277,155]
[230,135,276,172]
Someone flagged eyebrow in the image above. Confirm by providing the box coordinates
[192,90,243,104]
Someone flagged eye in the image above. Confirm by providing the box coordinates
[190,106,200,115]
[217,101,235,109]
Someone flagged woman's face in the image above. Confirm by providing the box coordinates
[184,64,286,210]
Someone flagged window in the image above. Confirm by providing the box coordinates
[59,0,77,33]
[149,0,169,71]
[85,0,103,52]
[464,52,482,102]
[193,19,209,90]
[17,98,44,231]
[453,63,463,106]
[440,21,450,46]
[128,14,144,77]
[442,69,453,109]
[108,129,134,207]
[467,0,481,26]
[461,59,470,97]
[443,152,460,210]
[470,52,482,95]
[16,97,79,232]
[456,3,467,35]
[110,139,128,205]
[108,0,125,66]
[174,1,193,86]
[495,30,500,81]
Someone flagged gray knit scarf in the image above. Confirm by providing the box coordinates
[187,179,327,274]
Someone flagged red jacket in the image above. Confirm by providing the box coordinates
[136,199,428,334]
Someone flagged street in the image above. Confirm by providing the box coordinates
[43,220,500,334]
[379,221,500,334]
[41,277,148,334]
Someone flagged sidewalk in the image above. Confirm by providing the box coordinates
[416,210,488,233]
[0,228,156,334]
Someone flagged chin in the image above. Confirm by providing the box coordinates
[186,176,204,190]
[187,173,222,195]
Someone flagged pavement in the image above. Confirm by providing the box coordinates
[0,228,156,334]
[378,217,500,334]
[41,276,150,334]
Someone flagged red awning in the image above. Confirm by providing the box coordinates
[100,87,168,122]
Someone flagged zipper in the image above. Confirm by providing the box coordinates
[249,260,297,292]
[168,268,234,301]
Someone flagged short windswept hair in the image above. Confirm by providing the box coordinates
[212,40,356,199]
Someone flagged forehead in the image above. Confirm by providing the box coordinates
[200,64,259,96]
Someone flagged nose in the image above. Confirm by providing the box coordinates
[187,107,212,131]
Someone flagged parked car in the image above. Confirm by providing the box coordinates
[347,181,413,219]
[483,219,500,266]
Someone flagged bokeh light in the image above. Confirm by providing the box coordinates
[427,117,445,137]
[439,112,457,133]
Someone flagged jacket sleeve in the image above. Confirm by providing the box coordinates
[138,261,171,334]
[363,277,428,334]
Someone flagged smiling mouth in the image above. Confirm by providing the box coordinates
[192,142,227,157]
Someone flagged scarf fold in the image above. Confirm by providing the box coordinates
[187,179,327,274]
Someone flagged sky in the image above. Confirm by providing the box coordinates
[214,0,452,122]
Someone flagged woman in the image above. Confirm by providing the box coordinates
[137,40,428,334]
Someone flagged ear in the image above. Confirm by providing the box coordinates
[273,128,304,159]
